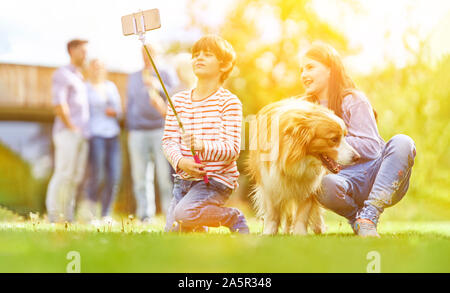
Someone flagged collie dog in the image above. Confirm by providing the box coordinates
[246,98,360,235]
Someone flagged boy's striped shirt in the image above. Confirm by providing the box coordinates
[162,87,242,189]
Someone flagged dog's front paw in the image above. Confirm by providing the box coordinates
[263,220,279,235]
[292,221,308,235]
[312,223,327,235]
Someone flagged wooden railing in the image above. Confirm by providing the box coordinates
[0,63,135,214]
[0,63,128,121]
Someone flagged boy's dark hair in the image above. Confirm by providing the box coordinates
[67,39,88,54]
[191,35,236,83]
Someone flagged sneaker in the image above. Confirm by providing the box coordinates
[230,214,250,234]
[353,218,380,238]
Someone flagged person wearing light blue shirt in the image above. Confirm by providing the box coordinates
[126,44,178,222]
[84,59,123,221]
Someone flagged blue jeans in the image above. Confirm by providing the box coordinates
[316,134,416,225]
[86,136,121,217]
[165,178,243,232]
[128,129,173,220]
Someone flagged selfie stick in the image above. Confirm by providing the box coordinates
[125,10,209,184]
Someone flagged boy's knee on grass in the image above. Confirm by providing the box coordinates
[173,204,201,228]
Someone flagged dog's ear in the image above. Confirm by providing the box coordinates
[283,113,304,135]
[297,126,314,148]
[280,115,315,173]
[283,115,315,146]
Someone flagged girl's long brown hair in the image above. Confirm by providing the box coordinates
[302,42,376,121]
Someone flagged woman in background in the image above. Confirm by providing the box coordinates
[83,59,122,224]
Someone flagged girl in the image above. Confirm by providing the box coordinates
[299,42,416,237]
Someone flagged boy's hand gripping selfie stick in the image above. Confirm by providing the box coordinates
[121,9,209,184]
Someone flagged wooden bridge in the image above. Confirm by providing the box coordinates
[0,63,128,122]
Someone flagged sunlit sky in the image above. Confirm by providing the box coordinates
[0,0,449,74]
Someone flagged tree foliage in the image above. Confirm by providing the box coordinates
[188,0,350,115]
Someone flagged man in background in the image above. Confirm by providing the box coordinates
[46,39,90,223]
[126,44,178,222]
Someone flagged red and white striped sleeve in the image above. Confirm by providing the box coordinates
[200,95,242,163]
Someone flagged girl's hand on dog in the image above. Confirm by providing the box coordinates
[177,158,206,178]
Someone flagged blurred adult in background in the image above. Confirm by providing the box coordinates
[82,59,122,224]
[171,53,197,93]
[126,44,178,222]
[46,39,90,223]
[163,53,197,182]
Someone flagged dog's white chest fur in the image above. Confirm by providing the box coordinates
[259,156,326,205]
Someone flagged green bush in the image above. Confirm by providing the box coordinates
[0,143,47,215]
[0,205,24,221]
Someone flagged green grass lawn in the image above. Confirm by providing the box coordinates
[0,212,449,273]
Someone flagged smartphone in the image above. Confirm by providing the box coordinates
[121,8,161,36]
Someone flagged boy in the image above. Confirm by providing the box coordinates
[162,35,249,233]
